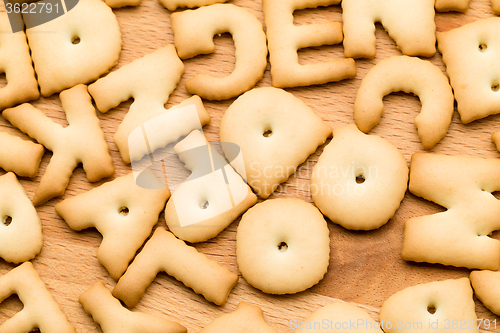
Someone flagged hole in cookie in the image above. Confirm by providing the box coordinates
[492,81,499,92]
[71,36,81,45]
[0,73,7,89]
[427,305,436,315]
[118,207,129,216]
[479,43,487,52]
[278,242,288,252]
[3,216,12,226]
[356,175,365,184]
[201,201,209,209]
[263,130,273,138]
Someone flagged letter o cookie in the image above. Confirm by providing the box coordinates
[311,125,408,230]
[236,198,330,294]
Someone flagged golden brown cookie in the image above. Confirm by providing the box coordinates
[199,303,277,333]
[55,171,170,280]
[219,87,332,198]
[171,4,267,100]
[80,281,187,333]
[263,0,356,88]
[237,198,330,294]
[470,270,500,316]
[0,173,42,264]
[3,84,115,205]
[25,0,121,96]
[113,227,238,307]
[165,130,257,243]
[342,0,436,58]
[354,56,454,149]
[88,46,209,164]
[438,17,500,123]
[0,12,39,110]
[380,278,478,333]
[311,125,408,230]
[0,262,76,332]
[403,153,500,270]
[0,131,44,178]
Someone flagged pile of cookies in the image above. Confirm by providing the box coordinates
[1,0,500,331]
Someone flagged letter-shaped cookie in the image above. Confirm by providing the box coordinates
[0,173,42,263]
[0,262,76,333]
[198,303,277,333]
[219,87,332,198]
[494,0,500,14]
[88,46,204,164]
[470,270,500,316]
[403,153,500,270]
[105,0,141,8]
[171,4,267,100]
[492,130,500,153]
[113,227,238,306]
[380,278,478,333]
[263,0,356,88]
[311,125,408,231]
[435,0,470,12]
[159,0,227,10]
[25,0,121,96]
[55,171,170,280]
[237,198,330,294]
[438,18,500,123]
[3,84,115,206]
[295,303,382,333]
[342,0,436,58]
[165,130,257,242]
[80,281,186,333]
[0,131,44,178]
[354,56,454,149]
[0,13,38,110]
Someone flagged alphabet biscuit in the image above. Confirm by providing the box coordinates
[171,4,267,100]
[354,56,454,149]
[164,130,257,243]
[0,172,42,264]
[236,198,330,294]
[342,0,436,58]
[0,12,39,110]
[80,281,186,333]
[263,0,356,88]
[380,278,478,333]
[0,131,44,178]
[25,0,121,96]
[0,262,76,333]
[311,124,408,231]
[55,170,170,280]
[403,153,500,270]
[438,17,500,123]
[3,84,115,205]
[219,87,332,199]
[113,227,238,307]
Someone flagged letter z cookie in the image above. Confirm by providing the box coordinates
[403,153,500,270]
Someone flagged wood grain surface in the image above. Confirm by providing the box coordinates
[1,0,500,332]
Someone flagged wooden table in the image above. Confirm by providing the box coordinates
[0,0,499,331]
